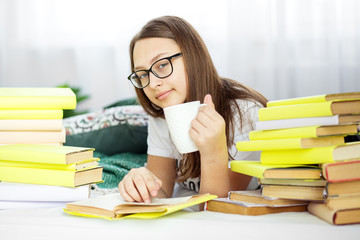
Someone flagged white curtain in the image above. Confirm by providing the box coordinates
[0,0,359,111]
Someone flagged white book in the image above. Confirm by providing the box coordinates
[0,182,90,202]
[0,200,69,209]
[255,115,360,131]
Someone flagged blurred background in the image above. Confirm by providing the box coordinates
[0,0,359,111]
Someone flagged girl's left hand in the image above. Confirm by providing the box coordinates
[189,94,227,161]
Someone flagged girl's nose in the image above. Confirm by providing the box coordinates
[148,73,163,88]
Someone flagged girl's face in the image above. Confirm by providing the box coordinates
[133,38,188,109]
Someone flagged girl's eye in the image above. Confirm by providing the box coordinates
[158,62,168,69]
[139,73,147,79]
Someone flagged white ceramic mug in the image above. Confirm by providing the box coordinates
[164,101,205,154]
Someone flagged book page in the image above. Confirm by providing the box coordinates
[122,195,193,206]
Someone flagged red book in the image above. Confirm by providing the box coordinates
[322,160,360,183]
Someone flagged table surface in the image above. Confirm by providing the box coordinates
[0,206,359,240]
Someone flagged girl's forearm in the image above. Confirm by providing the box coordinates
[199,151,230,198]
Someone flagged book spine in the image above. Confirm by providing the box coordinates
[258,102,333,121]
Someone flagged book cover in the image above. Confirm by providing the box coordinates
[230,161,322,179]
[0,109,63,119]
[228,190,308,207]
[64,193,217,220]
[260,142,360,165]
[205,198,307,216]
[0,119,63,131]
[255,114,360,131]
[0,144,94,165]
[308,202,360,225]
[249,125,358,140]
[261,185,325,201]
[267,92,360,107]
[259,100,360,121]
[322,160,360,183]
[0,165,103,187]
[237,136,344,151]
[0,128,66,144]
[0,88,76,109]
[0,182,90,202]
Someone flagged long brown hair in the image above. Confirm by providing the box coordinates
[129,16,267,181]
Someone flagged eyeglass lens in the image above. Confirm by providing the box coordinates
[130,58,173,88]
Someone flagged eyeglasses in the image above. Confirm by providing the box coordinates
[128,53,182,89]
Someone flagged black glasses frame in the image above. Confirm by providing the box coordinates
[128,52,182,89]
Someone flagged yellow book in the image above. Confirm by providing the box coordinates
[64,193,217,220]
[0,158,99,171]
[0,165,103,187]
[0,109,63,119]
[0,144,94,165]
[0,88,76,109]
[249,125,358,140]
[237,136,345,151]
[258,100,360,121]
[230,161,321,179]
[260,142,360,165]
[267,92,360,107]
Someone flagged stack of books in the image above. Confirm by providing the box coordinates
[0,88,103,208]
[230,92,360,224]
[308,160,360,225]
[0,88,77,145]
[0,144,103,208]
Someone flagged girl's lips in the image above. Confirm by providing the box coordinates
[156,90,173,100]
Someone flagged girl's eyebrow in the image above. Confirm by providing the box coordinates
[134,52,169,71]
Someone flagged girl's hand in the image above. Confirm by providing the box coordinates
[118,167,162,203]
[189,94,227,161]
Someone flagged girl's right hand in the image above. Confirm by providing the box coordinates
[118,167,162,203]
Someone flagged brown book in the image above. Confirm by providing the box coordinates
[228,190,308,206]
[308,202,360,225]
[322,159,360,183]
[259,178,327,187]
[326,194,360,210]
[326,180,360,197]
[261,185,325,201]
[205,198,307,216]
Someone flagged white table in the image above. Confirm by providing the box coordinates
[0,207,359,240]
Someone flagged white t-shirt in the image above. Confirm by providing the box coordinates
[147,99,261,192]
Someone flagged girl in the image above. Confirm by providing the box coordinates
[119,16,267,204]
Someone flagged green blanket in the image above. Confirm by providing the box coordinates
[94,151,147,189]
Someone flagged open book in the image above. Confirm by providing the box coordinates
[64,193,217,220]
